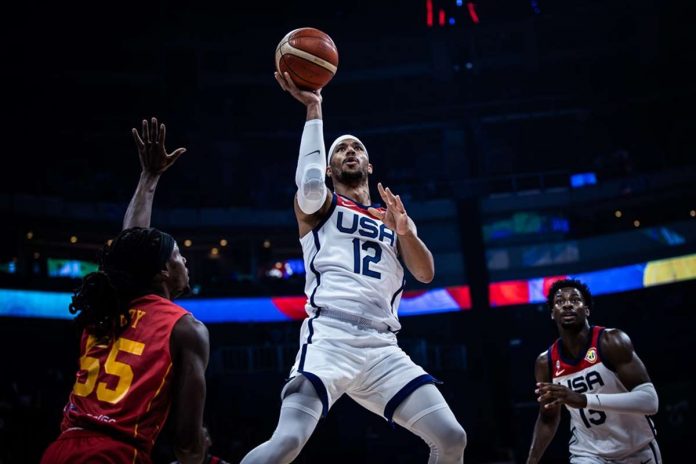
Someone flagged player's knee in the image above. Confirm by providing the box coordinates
[273,432,304,457]
[439,423,467,457]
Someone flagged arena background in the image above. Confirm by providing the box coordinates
[2,1,694,462]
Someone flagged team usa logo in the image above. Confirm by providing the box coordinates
[584,347,598,364]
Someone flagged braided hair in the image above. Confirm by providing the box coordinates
[69,227,175,338]
[546,278,594,311]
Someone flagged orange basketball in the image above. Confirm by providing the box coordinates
[275,27,339,91]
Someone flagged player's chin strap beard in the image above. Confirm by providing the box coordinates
[560,321,585,335]
[336,168,366,186]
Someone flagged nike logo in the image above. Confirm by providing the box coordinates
[303,150,320,157]
[554,369,566,376]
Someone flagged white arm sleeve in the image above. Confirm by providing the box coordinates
[585,382,658,415]
[295,119,328,215]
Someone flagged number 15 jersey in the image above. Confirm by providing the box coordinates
[549,325,657,459]
[300,193,405,332]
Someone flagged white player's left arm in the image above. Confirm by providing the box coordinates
[585,382,658,415]
[368,184,434,283]
[398,218,435,284]
[587,328,658,415]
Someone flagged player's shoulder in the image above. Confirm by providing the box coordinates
[599,327,632,346]
[336,193,376,213]
[135,293,186,312]
[598,327,635,365]
[600,326,622,335]
[535,349,550,367]
[156,299,193,324]
[533,349,553,381]
[174,313,208,337]
[171,314,209,356]
[542,336,561,359]
[294,190,335,233]
[167,298,191,313]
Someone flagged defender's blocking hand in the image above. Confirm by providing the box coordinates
[132,117,187,175]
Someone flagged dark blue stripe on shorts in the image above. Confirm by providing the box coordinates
[384,374,441,425]
[649,439,660,464]
[298,310,321,370]
[298,370,329,418]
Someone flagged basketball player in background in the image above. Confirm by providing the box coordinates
[41,118,209,464]
[240,74,467,463]
[526,279,661,464]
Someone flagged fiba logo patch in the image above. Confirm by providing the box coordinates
[584,347,598,364]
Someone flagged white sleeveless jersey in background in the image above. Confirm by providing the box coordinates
[549,326,658,460]
[300,193,405,332]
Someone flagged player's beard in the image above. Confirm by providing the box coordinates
[559,316,586,334]
[561,320,582,332]
[336,167,367,186]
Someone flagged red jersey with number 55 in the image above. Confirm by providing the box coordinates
[61,294,189,454]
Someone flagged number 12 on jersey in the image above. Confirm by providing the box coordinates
[352,238,382,279]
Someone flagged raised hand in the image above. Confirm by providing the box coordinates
[368,183,413,236]
[535,382,586,409]
[131,117,187,176]
[275,71,322,107]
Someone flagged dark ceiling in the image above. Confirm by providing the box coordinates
[4,0,693,209]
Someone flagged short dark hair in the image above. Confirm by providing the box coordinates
[546,279,593,311]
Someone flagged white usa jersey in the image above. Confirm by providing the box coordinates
[300,193,405,331]
[549,326,658,460]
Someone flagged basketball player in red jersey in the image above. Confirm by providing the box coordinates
[41,118,210,464]
[527,279,661,464]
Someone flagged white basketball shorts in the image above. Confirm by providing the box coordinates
[282,312,439,423]
[570,439,662,464]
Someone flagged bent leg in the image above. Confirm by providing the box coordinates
[240,377,323,464]
[393,384,467,464]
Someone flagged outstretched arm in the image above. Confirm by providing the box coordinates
[275,71,333,237]
[368,183,434,283]
[123,117,187,230]
[527,352,561,464]
[170,314,209,464]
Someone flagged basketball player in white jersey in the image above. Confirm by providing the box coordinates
[239,74,467,463]
[526,279,661,464]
